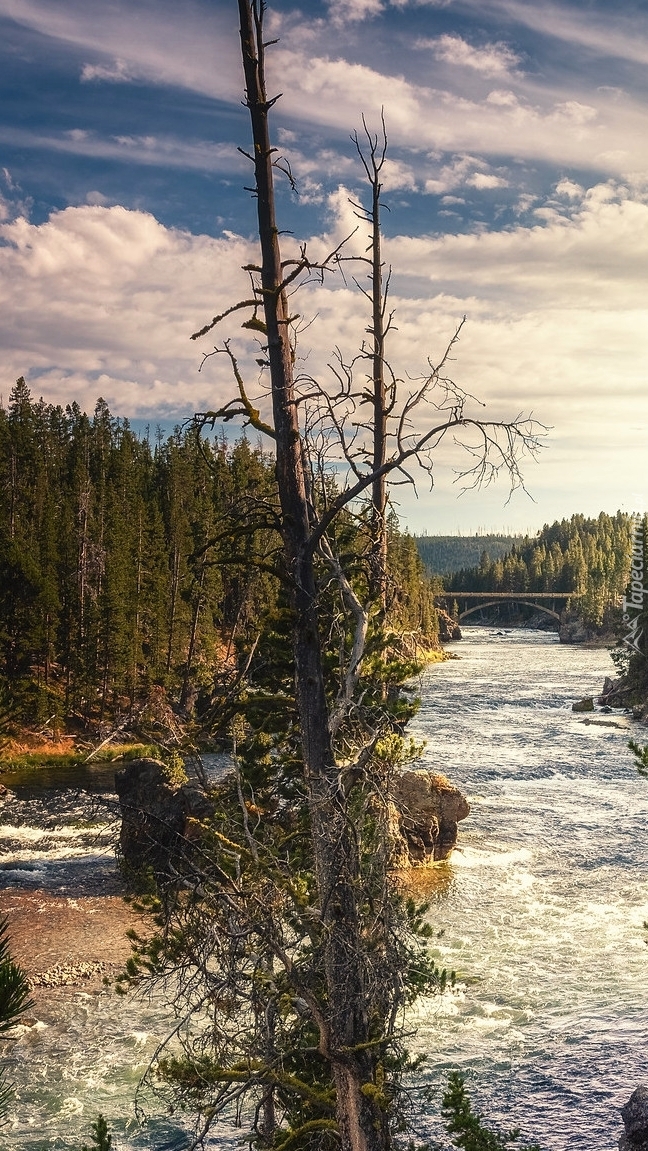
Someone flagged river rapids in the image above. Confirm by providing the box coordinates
[0,627,646,1149]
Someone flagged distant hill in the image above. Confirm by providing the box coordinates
[415,535,521,576]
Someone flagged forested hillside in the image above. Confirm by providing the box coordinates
[416,534,520,575]
[0,379,437,728]
[446,511,633,626]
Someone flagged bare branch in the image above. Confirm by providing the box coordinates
[191,298,259,341]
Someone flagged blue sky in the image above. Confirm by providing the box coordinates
[1,0,648,533]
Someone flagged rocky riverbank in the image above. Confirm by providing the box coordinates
[559,609,618,646]
[0,888,144,996]
[597,675,648,723]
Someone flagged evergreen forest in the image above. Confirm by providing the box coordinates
[445,512,635,626]
[416,534,522,576]
[0,378,438,732]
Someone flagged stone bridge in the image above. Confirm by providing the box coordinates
[436,591,579,623]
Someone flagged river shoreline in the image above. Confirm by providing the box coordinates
[1,888,142,993]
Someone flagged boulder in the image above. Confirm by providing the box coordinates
[437,608,462,644]
[115,758,213,883]
[387,769,470,866]
[619,1086,648,1150]
[572,697,594,712]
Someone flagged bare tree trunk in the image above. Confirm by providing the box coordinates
[352,119,391,612]
[369,155,388,613]
[237,4,389,1148]
[180,563,205,711]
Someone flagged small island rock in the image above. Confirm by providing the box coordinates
[437,608,462,643]
[388,769,470,866]
[115,758,213,882]
[619,1086,648,1150]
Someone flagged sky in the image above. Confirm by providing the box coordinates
[1,0,647,534]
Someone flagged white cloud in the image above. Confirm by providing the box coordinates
[424,155,485,194]
[0,126,243,174]
[81,58,133,83]
[5,0,648,193]
[469,0,648,70]
[424,156,507,195]
[266,48,648,183]
[466,173,508,190]
[555,178,584,200]
[327,0,384,23]
[0,206,256,416]
[379,158,418,191]
[419,33,521,76]
[2,192,648,531]
[85,190,110,206]
[0,0,242,102]
[486,89,519,107]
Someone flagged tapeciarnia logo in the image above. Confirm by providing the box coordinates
[622,513,646,656]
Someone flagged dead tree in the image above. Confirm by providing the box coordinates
[150,3,545,1149]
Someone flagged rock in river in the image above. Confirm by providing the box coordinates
[115,758,213,883]
[388,769,470,866]
[116,759,470,880]
[619,1086,648,1150]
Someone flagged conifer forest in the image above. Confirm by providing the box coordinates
[0,378,437,730]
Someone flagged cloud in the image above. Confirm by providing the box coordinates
[555,178,584,200]
[0,168,33,222]
[418,33,521,76]
[466,172,508,189]
[2,191,648,533]
[473,0,648,69]
[424,156,503,195]
[0,0,242,101]
[327,0,384,23]
[5,0,648,194]
[0,205,257,417]
[0,126,243,174]
[80,58,133,83]
[265,48,648,184]
[85,190,111,206]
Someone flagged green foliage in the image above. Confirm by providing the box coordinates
[0,919,33,1036]
[0,915,33,1121]
[160,749,189,787]
[111,715,455,1146]
[442,1073,541,1151]
[80,1113,112,1151]
[610,645,631,678]
[416,536,520,577]
[0,386,438,732]
[0,743,158,772]
[628,739,648,777]
[445,511,634,629]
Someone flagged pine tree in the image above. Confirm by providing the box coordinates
[80,1113,112,1151]
[442,1072,541,1151]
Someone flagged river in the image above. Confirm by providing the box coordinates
[410,628,648,1149]
[1,628,646,1149]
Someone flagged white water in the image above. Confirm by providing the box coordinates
[409,628,648,1149]
[1,629,646,1148]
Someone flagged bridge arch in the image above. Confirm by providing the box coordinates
[458,599,561,622]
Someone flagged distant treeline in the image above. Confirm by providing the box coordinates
[415,534,521,576]
[445,512,634,626]
[0,379,436,725]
